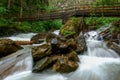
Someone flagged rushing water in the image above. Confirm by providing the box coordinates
[2,33,37,41]
[2,31,120,80]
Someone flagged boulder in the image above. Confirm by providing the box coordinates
[66,38,77,50]
[32,57,51,72]
[66,51,79,62]
[32,51,79,73]
[75,32,87,54]
[31,32,48,44]
[52,56,78,73]
[60,17,87,37]
[50,37,71,54]
[0,39,22,58]
[32,44,52,61]
[46,33,58,44]
[32,55,60,73]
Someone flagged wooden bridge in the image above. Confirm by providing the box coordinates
[15,3,120,21]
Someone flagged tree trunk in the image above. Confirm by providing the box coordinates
[7,0,11,9]
[20,0,23,18]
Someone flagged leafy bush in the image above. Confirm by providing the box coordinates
[18,22,32,32]
[96,0,118,5]
[85,17,120,29]
[0,7,7,14]
[31,20,62,32]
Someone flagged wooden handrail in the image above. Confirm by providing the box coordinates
[13,3,120,21]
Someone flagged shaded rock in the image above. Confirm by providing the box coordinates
[0,39,22,58]
[32,55,60,73]
[75,32,87,54]
[32,44,52,61]
[46,33,58,44]
[66,51,79,62]
[52,56,78,73]
[50,37,70,54]
[32,57,50,72]
[107,42,120,55]
[46,32,66,43]
[31,32,48,44]
[32,51,79,73]
[66,38,77,50]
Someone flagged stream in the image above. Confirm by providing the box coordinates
[1,31,120,80]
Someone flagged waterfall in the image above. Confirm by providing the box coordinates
[3,31,120,80]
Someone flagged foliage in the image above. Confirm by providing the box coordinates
[96,0,118,5]
[62,30,76,36]
[31,20,62,32]
[17,22,32,32]
[0,7,7,14]
[85,17,120,29]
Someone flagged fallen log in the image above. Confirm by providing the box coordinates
[14,41,33,45]
[107,42,120,55]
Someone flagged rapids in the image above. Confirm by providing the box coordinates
[2,31,120,80]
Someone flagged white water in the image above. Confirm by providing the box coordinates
[3,33,37,41]
[3,31,120,80]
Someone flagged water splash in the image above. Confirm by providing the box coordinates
[53,30,60,35]
[85,31,119,58]
[5,33,37,41]
[4,56,120,80]
[68,56,120,80]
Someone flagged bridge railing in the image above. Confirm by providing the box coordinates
[15,2,120,21]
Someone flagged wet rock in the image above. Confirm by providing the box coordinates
[0,39,22,58]
[52,56,78,73]
[46,32,58,43]
[107,42,120,55]
[32,57,50,72]
[31,32,47,44]
[75,32,87,54]
[66,51,79,62]
[66,38,77,50]
[32,51,79,73]
[50,37,70,54]
[32,44,52,61]
[32,55,60,73]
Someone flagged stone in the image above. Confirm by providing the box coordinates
[32,55,60,73]
[0,39,22,58]
[75,32,87,54]
[66,38,77,50]
[31,32,47,44]
[32,44,52,61]
[32,51,79,73]
[32,57,50,72]
[46,32,58,44]
[66,51,79,62]
[52,56,78,73]
[60,17,87,37]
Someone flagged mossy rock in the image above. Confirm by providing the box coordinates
[60,17,87,37]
